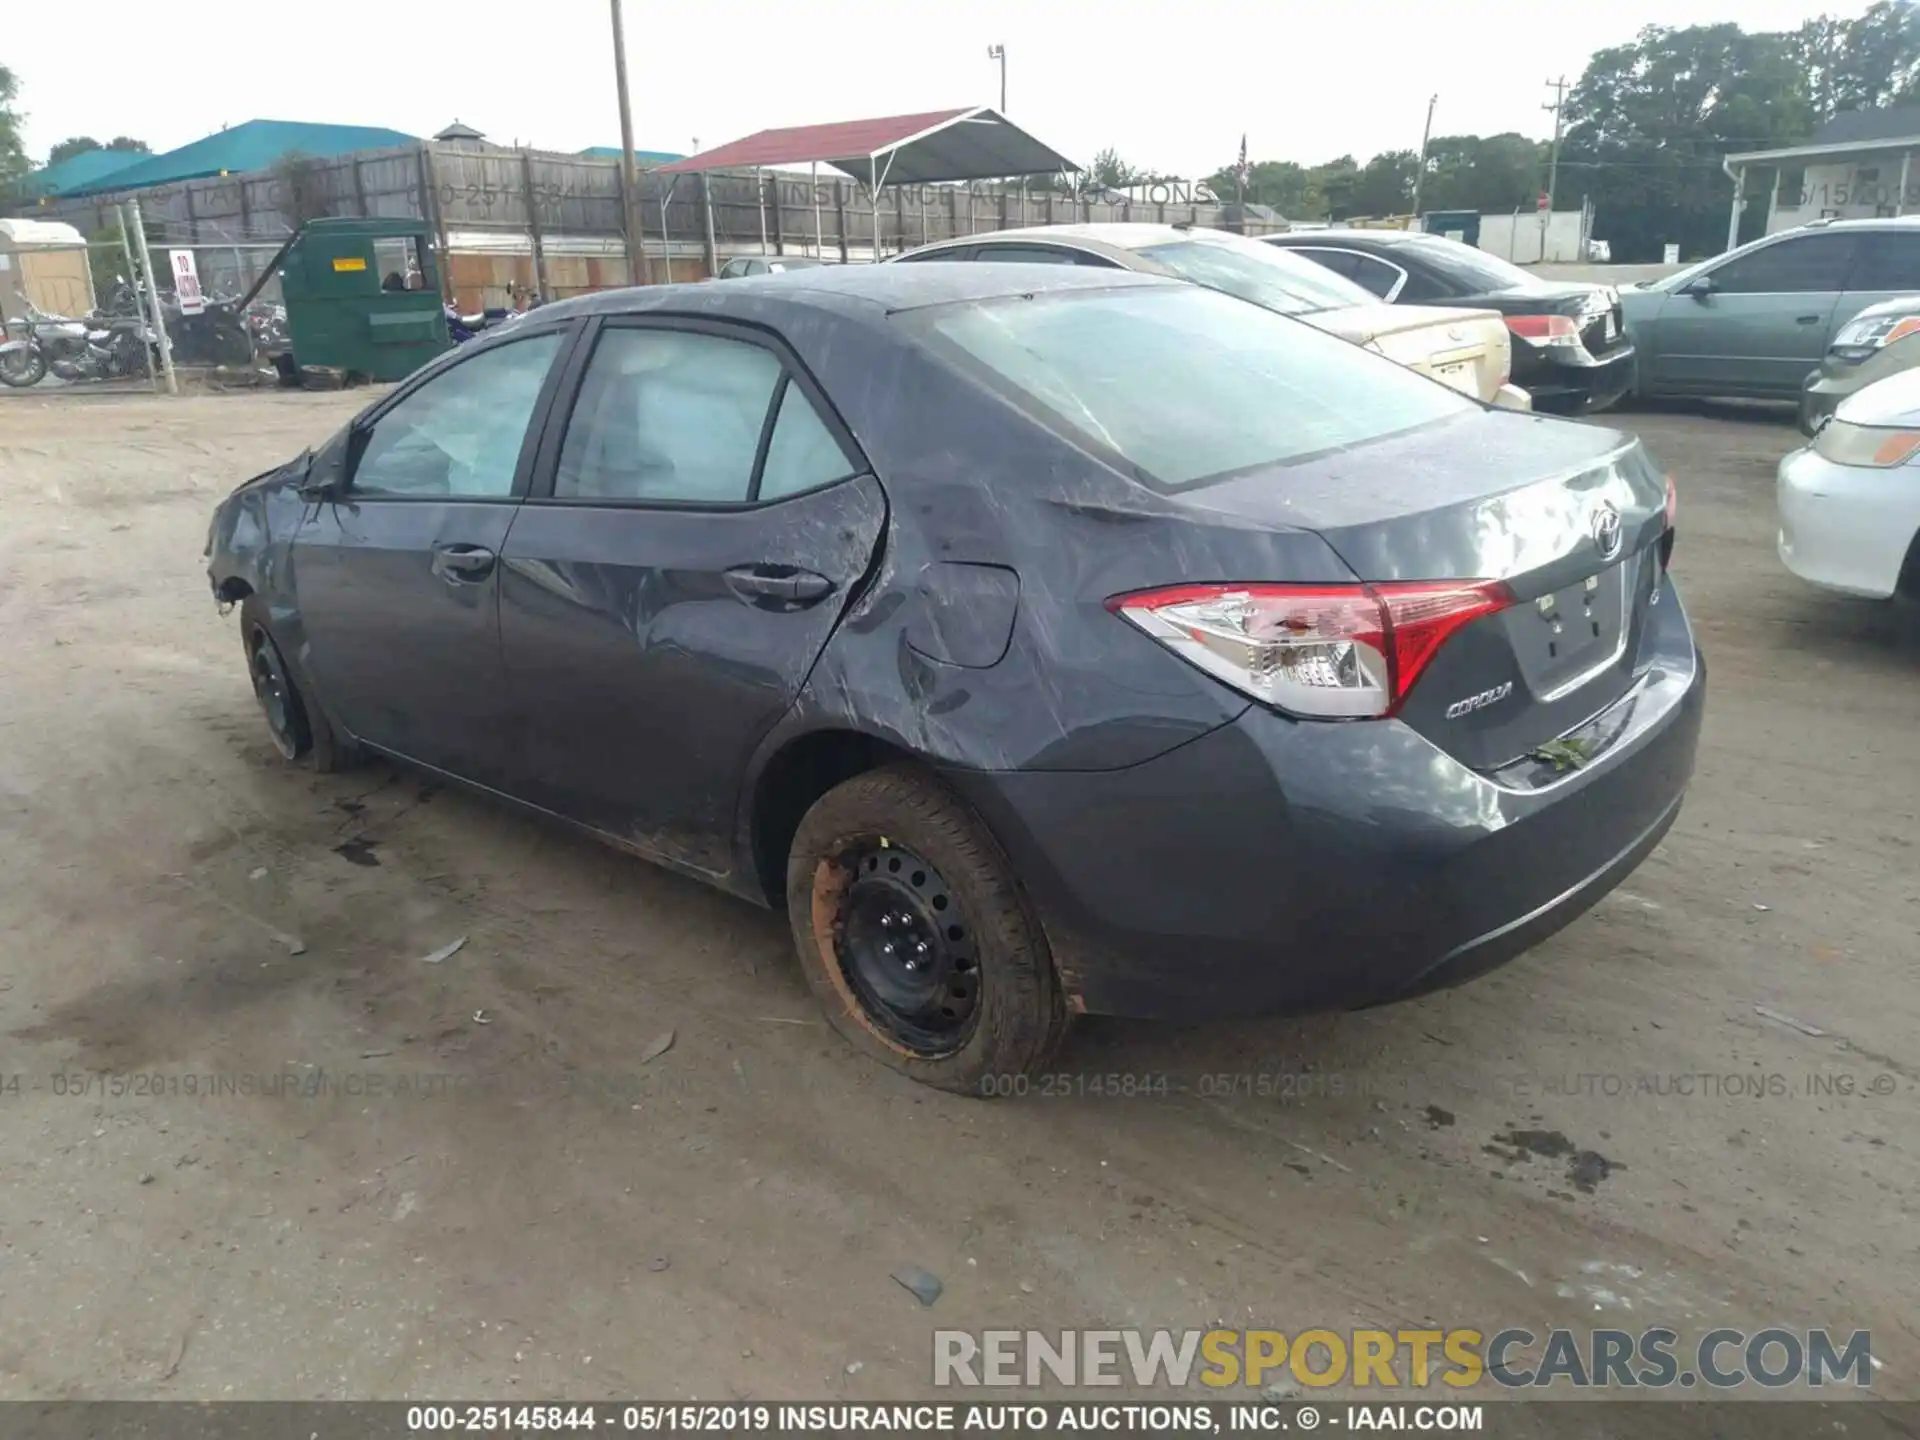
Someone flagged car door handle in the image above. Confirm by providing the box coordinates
[432,544,497,582]
[1796,315,1821,324]
[724,564,835,606]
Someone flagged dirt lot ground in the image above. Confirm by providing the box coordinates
[0,385,1915,1418]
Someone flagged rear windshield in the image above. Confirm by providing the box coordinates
[1135,235,1372,315]
[1390,236,1547,293]
[907,284,1475,491]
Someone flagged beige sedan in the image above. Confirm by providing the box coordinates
[890,223,1529,411]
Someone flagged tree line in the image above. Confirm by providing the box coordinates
[1139,1,1920,262]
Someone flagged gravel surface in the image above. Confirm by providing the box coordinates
[0,388,1913,1412]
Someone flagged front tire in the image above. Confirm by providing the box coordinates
[786,765,1070,1094]
[0,346,47,388]
[239,597,355,772]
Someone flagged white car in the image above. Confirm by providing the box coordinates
[890,224,1530,411]
[1778,367,1920,599]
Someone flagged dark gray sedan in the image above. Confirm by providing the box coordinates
[206,264,1702,1093]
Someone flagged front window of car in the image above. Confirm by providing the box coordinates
[1390,236,1548,293]
[1133,234,1374,315]
[906,284,1475,491]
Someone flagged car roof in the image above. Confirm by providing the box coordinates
[1794,214,1920,232]
[907,222,1249,255]
[535,261,1175,323]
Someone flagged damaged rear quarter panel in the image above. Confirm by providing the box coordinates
[750,312,1358,778]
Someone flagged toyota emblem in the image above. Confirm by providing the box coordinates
[1590,501,1624,561]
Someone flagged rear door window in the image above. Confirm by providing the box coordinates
[1291,246,1364,280]
[1847,231,1920,291]
[552,326,858,504]
[555,329,781,503]
[909,284,1473,491]
[758,382,859,500]
[1347,254,1407,299]
[1709,233,1859,293]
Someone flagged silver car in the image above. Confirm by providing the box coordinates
[1620,216,1920,399]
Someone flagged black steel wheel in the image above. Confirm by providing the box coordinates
[831,840,980,1056]
[237,596,356,772]
[247,620,310,761]
[787,764,1069,1093]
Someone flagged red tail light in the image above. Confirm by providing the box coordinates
[1107,580,1515,719]
[1504,314,1580,345]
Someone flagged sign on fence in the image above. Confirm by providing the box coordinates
[170,250,205,315]
[1663,243,1681,264]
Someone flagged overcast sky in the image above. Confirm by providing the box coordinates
[7,0,1876,178]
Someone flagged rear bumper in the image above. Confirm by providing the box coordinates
[1515,343,1636,413]
[946,579,1704,1022]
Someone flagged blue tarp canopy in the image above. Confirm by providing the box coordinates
[63,119,418,196]
[577,146,688,168]
[20,148,147,199]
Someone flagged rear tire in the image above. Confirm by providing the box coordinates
[239,596,355,772]
[786,764,1069,1095]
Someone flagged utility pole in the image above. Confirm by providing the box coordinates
[1541,76,1568,259]
[987,45,1006,112]
[116,202,158,393]
[125,197,177,396]
[609,0,652,285]
[1409,94,1438,224]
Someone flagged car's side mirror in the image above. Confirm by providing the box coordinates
[295,455,339,501]
[1680,277,1715,300]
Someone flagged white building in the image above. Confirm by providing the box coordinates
[1725,106,1920,248]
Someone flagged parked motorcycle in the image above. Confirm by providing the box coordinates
[445,303,520,345]
[0,299,158,387]
[244,300,290,356]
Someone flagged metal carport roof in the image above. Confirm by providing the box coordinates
[657,107,1078,184]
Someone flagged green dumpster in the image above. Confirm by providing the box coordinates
[273,218,450,382]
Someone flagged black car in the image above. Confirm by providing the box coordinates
[207,264,1702,1094]
[1265,231,1636,414]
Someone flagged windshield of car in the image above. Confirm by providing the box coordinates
[1389,236,1549,293]
[907,284,1475,491]
[1133,235,1374,315]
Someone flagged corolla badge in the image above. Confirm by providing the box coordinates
[1445,680,1513,720]
[1590,501,1624,561]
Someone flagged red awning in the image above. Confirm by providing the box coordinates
[657,107,1078,186]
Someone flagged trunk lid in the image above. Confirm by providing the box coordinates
[1466,284,1631,360]
[1175,410,1670,766]
[1307,303,1512,402]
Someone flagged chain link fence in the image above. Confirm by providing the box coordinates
[7,143,1278,393]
